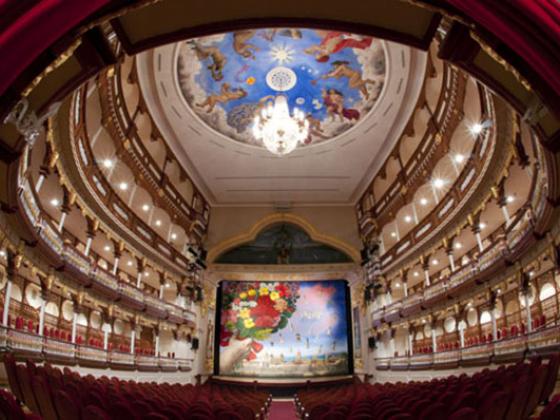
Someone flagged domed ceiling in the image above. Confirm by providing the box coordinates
[136,27,427,205]
[176,29,386,147]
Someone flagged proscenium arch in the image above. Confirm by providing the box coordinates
[207,213,361,264]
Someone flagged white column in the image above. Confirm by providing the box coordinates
[130,330,136,354]
[431,329,437,352]
[127,185,138,207]
[475,232,484,252]
[2,280,13,326]
[491,308,498,341]
[385,291,392,305]
[103,330,109,350]
[147,207,155,225]
[380,236,385,255]
[394,222,400,241]
[159,285,165,299]
[448,253,456,272]
[525,294,532,333]
[90,125,103,148]
[403,282,408,297]
[71,313,78,343]
[35,175,46,193]
[57,212,67,232]
[38,300,46,336]
[431,184,439,204]
[84,237,93,256]
[424,269,431,287]
[459,323,465,348]
[408,332,414,356]
[112,257,120,275]
[136,272,142,288]
[155,334,160,357]
[411,203,419,224]
[500,205,511,225]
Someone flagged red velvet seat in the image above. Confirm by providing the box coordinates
[31,375,59,420]
[449,407,479,420]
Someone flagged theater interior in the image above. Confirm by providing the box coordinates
[1,1,560,419]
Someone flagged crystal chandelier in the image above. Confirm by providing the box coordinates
[252,95,309,156]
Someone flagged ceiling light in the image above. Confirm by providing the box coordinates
[142,204,150,212]
[127,261,133,267]
[413,271,419,277]
[144,272,149,277]
[433,178,445,189]
[391,232,397,238]
[432,259,439,266]
[165,283,171,288]
[103,245,111,252]
[50,198,60,206]
[479,222,487,229]
[529,271,535,277]
[470,123,483,135]
[455,242,463,249]
[0,250,6,257]
[394,283,401,288]
[102,159,114,169]
[118,182,128,191]
[404,215,412,223]
[454,154,465,163]
[252,95,309,156]
[155,220,162,227]
[171,233,177,240]
[422,319,426,324]
[506,195,514,203]
[419,198,428,206]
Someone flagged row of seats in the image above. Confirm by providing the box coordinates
[2,354,271,419]
[295,354,559,419]
[414,318,548,354]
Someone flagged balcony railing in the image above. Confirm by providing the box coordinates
[375,324,560,371]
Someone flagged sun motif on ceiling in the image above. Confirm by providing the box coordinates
[176,28,386,148]
[270,44,295,65]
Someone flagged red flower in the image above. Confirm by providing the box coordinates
[275,283,290,298]
[251,296,280,328]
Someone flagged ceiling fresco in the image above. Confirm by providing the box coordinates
[177,28,386,148]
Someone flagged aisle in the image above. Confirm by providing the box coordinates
[268,400,298,420]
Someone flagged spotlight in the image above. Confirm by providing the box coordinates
[419,198,428,206]
[470,123,483,135]
[413,271,419,277]
[404,215,412,223]
[142,204,150,212]
[102,159,114,168]
[50,198,60,206]
[155,220,162,226]
[455,242,463,249]
[103,245,111,252]
[479,222,487,230]
[171,233,177,240]
[433,178,445,189]
[118,182,128,191]
[127,261,133,267]
[506,195,514,203]
[454,154,465,163]
[432,259,439,266]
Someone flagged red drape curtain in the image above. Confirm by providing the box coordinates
[0,0,559,97]
[446,0,560,97]
[0,0,109,96]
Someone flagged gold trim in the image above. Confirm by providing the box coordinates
[22,39,82,98]
[207,213,360,263]
[469,31,532,92]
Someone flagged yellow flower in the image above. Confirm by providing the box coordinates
[239,308,251,319]
[270,291,280,301]
[259,287,269,296]
[239,292,247,299]
[246,76,255,85]
[244,318,255,328]
[247,289,256,297]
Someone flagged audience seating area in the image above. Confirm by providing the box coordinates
[295,354,560,420]
[1,354,271,419]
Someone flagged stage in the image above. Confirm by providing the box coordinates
[210,375,356,397]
